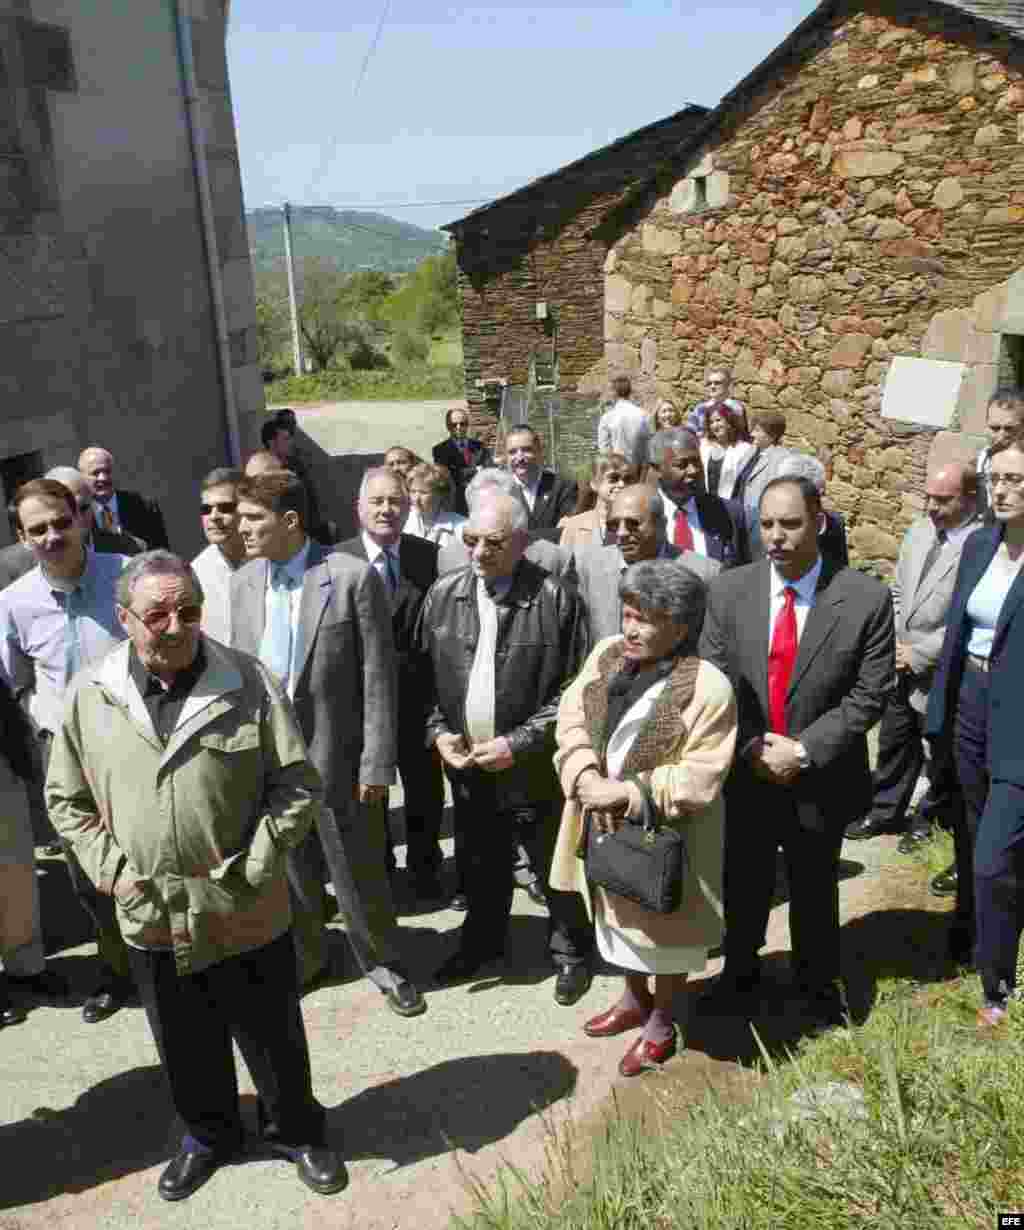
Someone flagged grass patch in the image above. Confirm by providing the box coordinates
[457,836,1024,1230]
[265,362,463,405]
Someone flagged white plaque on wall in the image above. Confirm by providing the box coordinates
[880,356,965,428]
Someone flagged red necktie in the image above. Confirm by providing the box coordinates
[768,587,797,735]
[673,507,694,550]
[461,443,472,465]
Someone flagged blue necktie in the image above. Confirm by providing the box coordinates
[262,564,295,689]
[377,549,398,597]
[63,587,83,688]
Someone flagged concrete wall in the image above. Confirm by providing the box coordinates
[0,0,262,552]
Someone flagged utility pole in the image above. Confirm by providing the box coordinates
[282,202,303,376]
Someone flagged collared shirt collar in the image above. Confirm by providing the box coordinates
[943,515,980,551]
[483,573,515,601]
[360,528,399,567]
[770,554,823,603]
[271,538,310,587]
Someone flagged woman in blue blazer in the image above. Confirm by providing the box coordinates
[926,442,1024,1028]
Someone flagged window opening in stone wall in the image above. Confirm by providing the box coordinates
[998,334,1024,388]
[693,176,708,212]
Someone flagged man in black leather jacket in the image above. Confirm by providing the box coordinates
[415,489,594,1004]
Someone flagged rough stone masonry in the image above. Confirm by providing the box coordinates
[600,2,1024,573]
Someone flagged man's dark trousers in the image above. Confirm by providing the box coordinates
[723,782,844,994]
[449,767,591,966]
[397,704,444,879]
[127,930,325,1157]
[867,674,959,831]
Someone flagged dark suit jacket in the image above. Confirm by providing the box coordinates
[433,437,492,516]
[925,523,1024,785]
[335,533,439,714]
[688,491,744,568]
[230,541,397,807]
[112,489,170,550]
[699,557,895,831]
[92,527,145,556]
[528,470,579,532]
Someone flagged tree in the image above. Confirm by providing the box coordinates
[297,259,348,372]
[254,270,289,375]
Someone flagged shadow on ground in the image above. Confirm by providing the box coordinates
[324,1050,577,1170]
[0,1065,174,1210]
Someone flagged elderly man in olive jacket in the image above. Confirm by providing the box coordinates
[46,551,346,1203]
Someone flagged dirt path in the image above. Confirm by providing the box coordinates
[0,826,951,1230]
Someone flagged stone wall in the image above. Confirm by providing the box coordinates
[0,0,261,554]
[452,108,708,421]
[602,0,1024,571]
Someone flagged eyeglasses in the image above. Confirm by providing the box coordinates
[463,533,512,552]
[605,518,645,533]
[24,515,74,539]
[200,501,237,515]
[123,604,203,633]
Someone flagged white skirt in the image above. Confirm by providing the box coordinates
[595,895,707,975]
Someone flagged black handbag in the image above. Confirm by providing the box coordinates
[580,793,687,915]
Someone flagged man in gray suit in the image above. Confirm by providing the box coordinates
[230,472,425,1018]
[572,485,720,644]
[846,461,979,851]
[438,468,571,579]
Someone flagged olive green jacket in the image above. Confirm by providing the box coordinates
[45,637,322,975]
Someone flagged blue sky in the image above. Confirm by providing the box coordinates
[227,1,820,232]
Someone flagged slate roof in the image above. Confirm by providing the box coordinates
[445,0,1024,236]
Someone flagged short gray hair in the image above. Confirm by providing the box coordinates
[648,427,699,466]
[200,467,243,493]
[358,465,407,503]
[775,452,826,494]
[116,550,204,609]
[465,467,530,522]
[467,487,528,533]
[46,466,83,486]
[618,559,707,649]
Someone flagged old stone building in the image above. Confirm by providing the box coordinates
[448,0,1024,568]
[0,0,261,553]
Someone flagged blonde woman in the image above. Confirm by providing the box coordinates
[404,463,466,546]
[558,453,639,551]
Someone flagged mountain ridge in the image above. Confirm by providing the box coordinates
[247,205,449,275]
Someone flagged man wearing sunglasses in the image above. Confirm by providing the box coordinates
[46,550,345,1201]
[191,468,246,645]
[0,478,131,1023]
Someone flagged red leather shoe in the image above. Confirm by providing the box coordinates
[618,1031,677,1077]
[583,1002,651,1038]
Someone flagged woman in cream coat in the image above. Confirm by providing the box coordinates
[551,559,736,1076]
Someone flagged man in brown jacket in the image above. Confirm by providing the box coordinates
[46,550,346,1202]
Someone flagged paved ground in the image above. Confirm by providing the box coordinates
[266,398,464,462]
[1,800,953,1230]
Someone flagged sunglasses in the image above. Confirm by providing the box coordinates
[462,533,512,551]
[200,501,237,515]
[24,515,74,538]
[124,604,203,633]
[605,518,644,533]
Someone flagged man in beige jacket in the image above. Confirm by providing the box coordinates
[46,551,346,1203]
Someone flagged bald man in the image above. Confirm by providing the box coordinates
[78,447,169,549]
[244,451,287,478]
[846,461,980,853]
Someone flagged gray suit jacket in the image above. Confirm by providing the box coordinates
[893,515,981,713]
[573,543,721,643]
[438,530,571,579]
[229,541,398,809]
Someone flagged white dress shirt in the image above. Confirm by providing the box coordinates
[658,489,708,557]
[403,509,465,547]
[361,529,401,595]
[768,555,823,647]
[191,543,239,644]
[261,539,310,697]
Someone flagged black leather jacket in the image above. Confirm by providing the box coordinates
[415,559,589,806]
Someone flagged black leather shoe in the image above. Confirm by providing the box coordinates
[7,968,71,1000]
[295,1146,348,1195]
[384,980,427,1017]
[553,964,592,1006]
[158,1150,220,1202]
[450,892,469,912]
[897,821,934,855]
[522,881,548,908]
[82,980,130,1024]
[844,814,895,840]
[435,949,501,985]
[803,992,846,1037]
[930,864,958,898]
